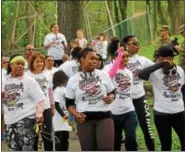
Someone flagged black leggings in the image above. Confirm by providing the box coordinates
[154,111,185,151]
[55,131,69,151]
[34,108,53,151]
[132,96,155,151]
[77,118,114,151]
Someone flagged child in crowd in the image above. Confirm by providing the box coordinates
[70,39,79,59]
[52,70,72,151]
[94,33,108,60]
[75,29,87,49]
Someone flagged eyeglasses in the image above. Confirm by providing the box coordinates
[47,60,54,62]
[127,41,140,46]
[27,49,34,51]
[3,61,9,64]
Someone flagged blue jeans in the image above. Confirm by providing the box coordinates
[112,111,138,151]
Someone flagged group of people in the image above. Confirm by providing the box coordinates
[1,22,185,151]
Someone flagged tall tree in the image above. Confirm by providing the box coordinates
[119,0,127,36]
[157,1,168,25]
[153,0,157,39]
[168,0,181,34]
[114,0,120,23]
[26,0,33,44]
[57,1,84,45]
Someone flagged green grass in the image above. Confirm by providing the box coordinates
[134,99,181,151]
[133,38,184,150]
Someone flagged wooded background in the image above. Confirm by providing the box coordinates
[2,0,185,54]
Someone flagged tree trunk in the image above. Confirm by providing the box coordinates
[157,1,168,25]
[57,1,84,46]
[10,1,20,49]
[119,0,127,20]
[171,0,181,34]
[153,0,157,39]
[107,0,112,28]
[146,0,150,14]
[26,1,33,44]
[119,0,127,36]
[114,0,120,23]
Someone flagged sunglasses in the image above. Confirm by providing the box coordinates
[127,41,140,46]
[27,49,35,51]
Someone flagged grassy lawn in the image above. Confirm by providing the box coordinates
[133,36,184,151]
[135,99,181,151]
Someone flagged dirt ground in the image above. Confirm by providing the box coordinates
[1,131,81,151]
[1,131,125,151]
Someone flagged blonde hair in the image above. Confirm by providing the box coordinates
[76,28,84,33]
[63,54,70,62]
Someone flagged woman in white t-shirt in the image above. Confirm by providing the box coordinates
[138,46,185,151]
[44,23,67,67]
[45,55,58,79]
[65,47,116,151]
[96,53,104,70]
[108,47,138,151]
[2,54,45,151]
[122,35,155,151]
[52,70,72,151]
[26,52,55,151]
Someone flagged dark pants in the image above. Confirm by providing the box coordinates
[132,96,155,151]
[5,117,36,151]
[55,131,69,151]
[54,59,63,68]
[154,111,185,151]
[113,111,138,151]
[34,108,53,151]
[77,118,114,151]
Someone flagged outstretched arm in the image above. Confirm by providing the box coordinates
[138,62,165,81]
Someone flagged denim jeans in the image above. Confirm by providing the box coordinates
[112,111,138,151]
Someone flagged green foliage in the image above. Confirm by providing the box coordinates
[135,99,180,150]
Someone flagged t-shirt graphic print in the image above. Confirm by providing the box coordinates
[79,73,105,106]
[4,82,24,112]
[162,72,181,102]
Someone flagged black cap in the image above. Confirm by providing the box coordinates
[156,46,175,57]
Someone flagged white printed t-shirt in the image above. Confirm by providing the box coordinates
[26,70,52,109]
[58,60,79,78]
[149,66,185,114]
[44,33,67,60]
[3,74,46,125]
[65,69,116,112]
[111,68,135,115]
[127,54,154,99]
[45,67,58,82]
[52,86,72,132]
